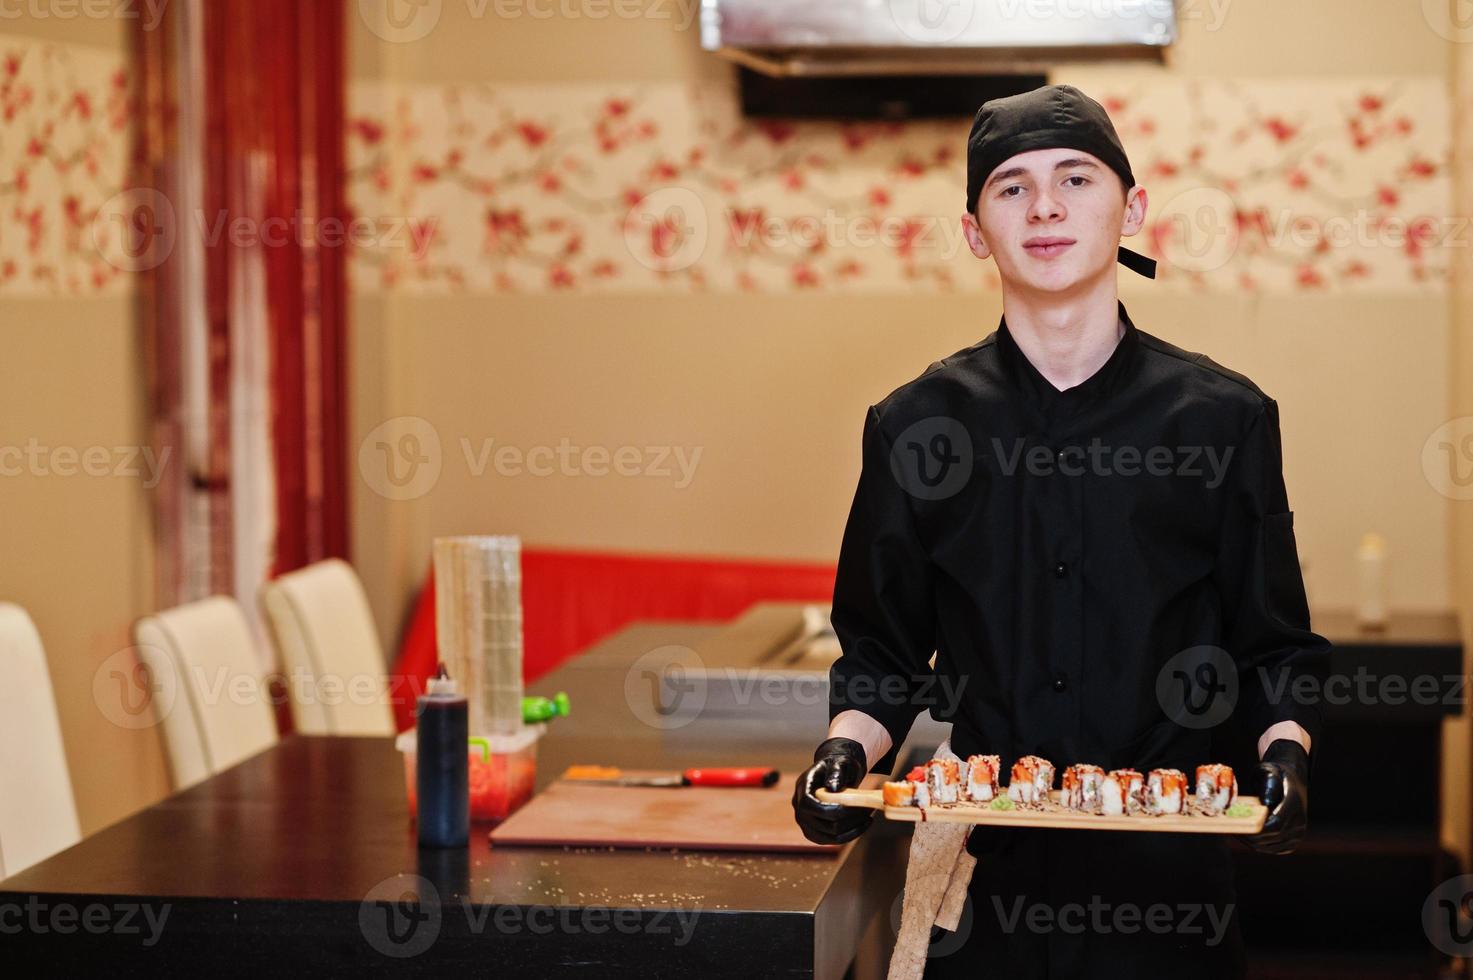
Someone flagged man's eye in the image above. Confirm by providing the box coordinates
[998,185,1023,198]
[1065,175,1090,187]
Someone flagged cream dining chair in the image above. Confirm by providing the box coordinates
[0,603,82,879]
[259,559,395,736]
[132,596,279,791]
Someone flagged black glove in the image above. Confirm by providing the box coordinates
[1242,738,1310,855]
[792,736,875,845]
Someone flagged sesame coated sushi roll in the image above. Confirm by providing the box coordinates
[1100,769,1144,816]
[882,780,916,807]
[1194,764,1238,814]
[965,754,1001,802]
[1146,768,1187,815]
[1062,764,1105,810]
[1007,759,1036,805]
[1007,755,1055,806]
[926,759,961,804]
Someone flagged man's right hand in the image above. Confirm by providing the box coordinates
[792,736,875,845]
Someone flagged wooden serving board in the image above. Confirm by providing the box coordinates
[489,771,878,853]
[816,788,1267,834]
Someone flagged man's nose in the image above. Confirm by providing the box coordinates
[1028,189,1065,221]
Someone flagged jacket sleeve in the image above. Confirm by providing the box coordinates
[1214,397,1331,752]
[828,404,939,776]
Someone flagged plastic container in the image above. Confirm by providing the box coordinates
[433,535,524,737]
[397,723,545,824]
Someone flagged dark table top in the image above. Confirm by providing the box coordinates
[0,623,908,979]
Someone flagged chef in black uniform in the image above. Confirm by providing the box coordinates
[792,84,1329,979]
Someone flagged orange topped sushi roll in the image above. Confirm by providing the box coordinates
[964,754,1001,802]
[1101,769,1144,816]
[926,758,961,804]
[1146,768,1187,815]
[1062,764,1105,810]
[1194,764,1238,813]
[1007,755,1055,806]
[882,780,917,807]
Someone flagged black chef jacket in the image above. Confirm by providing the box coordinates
[826,299,1331,979]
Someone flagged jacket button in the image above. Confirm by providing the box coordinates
[1053,561,1068,578]
[1052,676,1067,693]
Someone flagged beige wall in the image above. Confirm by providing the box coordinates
[348,290,1450,619]
[0,16,169,837]
[0,297,168,836]
[349,0,1447,84]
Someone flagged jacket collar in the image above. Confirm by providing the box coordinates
[995,299,1139,414]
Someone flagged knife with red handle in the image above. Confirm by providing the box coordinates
[563,765,780,788]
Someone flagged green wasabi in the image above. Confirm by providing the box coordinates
[1225,803,1253,819]
[990,797,1014,811]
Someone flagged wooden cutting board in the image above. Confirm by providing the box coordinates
[489,771,875,853]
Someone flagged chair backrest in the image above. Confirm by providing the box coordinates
[259,559,394,736]
[132,596,279,791]
[0,603,81,879]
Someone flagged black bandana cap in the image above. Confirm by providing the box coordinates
[965,83,1156,280]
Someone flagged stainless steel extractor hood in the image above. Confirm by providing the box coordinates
[700,0,1177,77]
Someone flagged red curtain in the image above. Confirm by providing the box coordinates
[137,0,348,615]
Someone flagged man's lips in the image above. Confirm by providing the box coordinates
[1023,237,1075,258]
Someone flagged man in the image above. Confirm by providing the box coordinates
[791,84,1329,978]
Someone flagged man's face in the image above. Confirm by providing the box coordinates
[963,146,1147,294]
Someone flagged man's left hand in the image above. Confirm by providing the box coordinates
[1242,738,1310,855]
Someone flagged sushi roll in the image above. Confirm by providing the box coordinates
[964,754,1001,802]
[1100,769,1144,816]
[926,759,961,805]
[1062,764,1105,810]
[1194,764,1238,814]
[1146,768,1187,815]
[882,780,916,807]
[1027,756,1056,800]
[1007,755,1055,806]
[905,765,930,808]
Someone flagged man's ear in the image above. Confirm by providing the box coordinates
[962,212,992,260]
[1121,185,1148,238]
